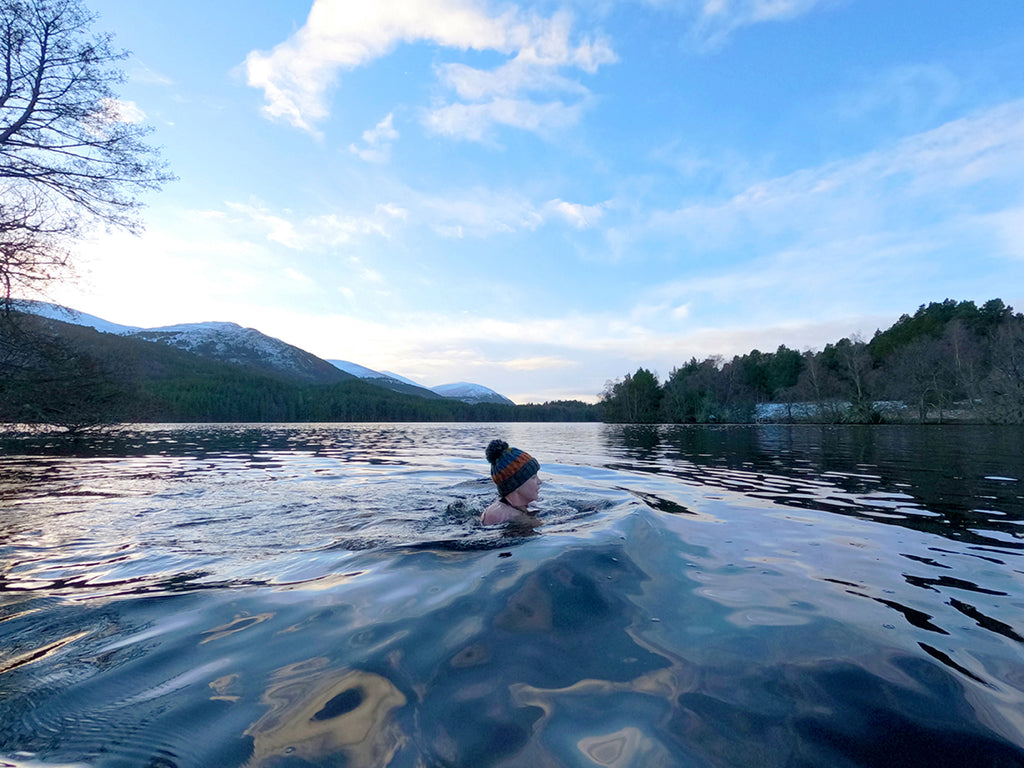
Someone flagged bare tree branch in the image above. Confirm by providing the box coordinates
[0,0,173,309]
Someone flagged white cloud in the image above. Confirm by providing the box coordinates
[377,202,408,221]
[225,200,407,249]
[639,0,834,47]
[424,97,586,142]
[50,223,285,329]
[97,98,147,125]
[349,255,386,284]
[545,198,607,229]
[671,304,691,320]
[364,112,400,144]
[417,188,545,237]
[350,113,400,163]
[424,11,615,142]
[438,59,585,103]
[245,0,615,138]
[398,189,609,237]
[225,201,300,248]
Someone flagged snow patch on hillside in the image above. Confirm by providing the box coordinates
[381,370,423,388]
[12,300,140,335]
[134,323,297,368]
[328,359,387,379]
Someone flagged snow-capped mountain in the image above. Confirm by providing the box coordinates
[15,302,349,385]
[327,361,514,404]
[12,299,141,335]
[431,382,515,406]
[326,360,443,399]
[380,370,423,388]
[328,359,386,379]
[132,322,350,384]
[14,302,516,403]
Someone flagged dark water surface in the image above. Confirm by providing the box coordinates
[1,423,1023,767]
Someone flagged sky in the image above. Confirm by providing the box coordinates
[49,0,1024,403]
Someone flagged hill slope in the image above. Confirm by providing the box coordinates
[327,359,445,399]
[0,311,598,426]
[131,322,351,385]
[14,301,517,403]
[431,382,515,405]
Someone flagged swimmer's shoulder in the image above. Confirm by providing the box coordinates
[481,500,541,527]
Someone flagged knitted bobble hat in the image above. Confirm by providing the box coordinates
[486,439,540,499]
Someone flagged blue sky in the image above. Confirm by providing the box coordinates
[54,0,1024,403]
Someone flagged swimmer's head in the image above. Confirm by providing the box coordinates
[486,439,539,499]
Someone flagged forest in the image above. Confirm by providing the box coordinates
[600,299,1024,424]
[0,311,597,429]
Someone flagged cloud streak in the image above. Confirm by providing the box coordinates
[684,0,835,46]
[225,200,408,250]
[245,0,615,138]
[641,100,1024,255]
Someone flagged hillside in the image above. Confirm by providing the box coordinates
[13,300,519,405]
[0,311,598,428]
[132,322,352,385]
[327,359,446,399]
[431,382,515,406]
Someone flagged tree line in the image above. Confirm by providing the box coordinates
[600,299,1024,425]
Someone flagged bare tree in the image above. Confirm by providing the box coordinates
[1,187,71,305]
[884,336,954,422]
[791,350,846,422]
[981,317,1024,424]
[0,0,172,308]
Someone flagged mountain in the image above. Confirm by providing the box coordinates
[328,359,386,379]
[13,301,350,385]
[14,302,515,402]
[431,382,515,406]
[380,370,423,388]
[12,299,141,335]
[328,360,517,405]
[130,322,351,385]
[2,303,599,426]
[327,359,444,400]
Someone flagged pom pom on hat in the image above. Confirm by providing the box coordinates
[486,439,539,499]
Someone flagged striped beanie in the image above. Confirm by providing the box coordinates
[486,439,540,499]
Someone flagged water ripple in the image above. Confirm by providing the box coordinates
[2,423,1023,766]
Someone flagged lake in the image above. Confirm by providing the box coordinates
[1,422,1023,767]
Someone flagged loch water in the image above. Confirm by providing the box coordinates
[1,422,1023,768]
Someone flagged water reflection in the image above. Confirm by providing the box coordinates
[244,663,407,768]
[600,424,1024,550]
[1,423,1023,766]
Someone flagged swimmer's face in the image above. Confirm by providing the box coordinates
[518,474,542,504]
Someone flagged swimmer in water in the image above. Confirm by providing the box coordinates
[481,439,543,526]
